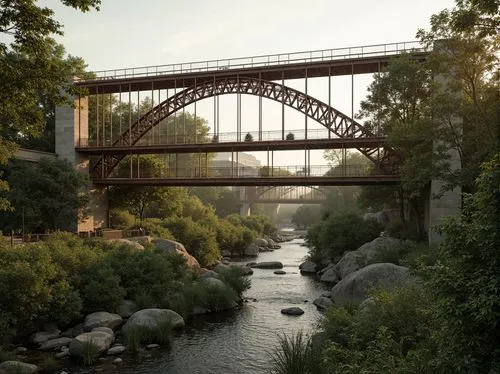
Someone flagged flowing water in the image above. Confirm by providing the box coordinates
[78,238,328,374]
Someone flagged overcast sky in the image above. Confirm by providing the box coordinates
[44,0,456,166]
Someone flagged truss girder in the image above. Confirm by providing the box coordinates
[92,77,395,178]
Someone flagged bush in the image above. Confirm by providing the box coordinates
[307,214,382,261]
[286,132,295,140]
[321,286,437,373]
[219,266,251,297]
[109,209,136,229]
[268,331,324,374]
[78,263,126,313]
[163,217,220,267]
[244,133,253,142]
[39,356,59,373]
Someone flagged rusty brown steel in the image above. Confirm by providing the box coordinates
[91,76,398,179]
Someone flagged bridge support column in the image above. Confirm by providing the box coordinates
[55,97,108,233]
[240,202,252,217]
[426,60,462,245]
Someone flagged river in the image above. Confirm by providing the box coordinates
[80,238,327,374]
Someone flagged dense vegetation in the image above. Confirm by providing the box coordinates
[0,230,256,345]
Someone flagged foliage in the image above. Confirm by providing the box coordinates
[426,153,500,373]
[1,158,89,232]
[219,266,252,296]
[306,214,382,261]
[78,263,126,313]
[39,356,59,373]
[268,331,324,374]
[0,0,99,211]
[285,132,295,140]
[291,205,322,229]
[81,340,100,366]
[214,189,241,217]
[124,318,173,350]
[216,218,255,256]
[109,209,136,229]
[244,133,254,142]
[321,286,437,373]
[163,216,220,267]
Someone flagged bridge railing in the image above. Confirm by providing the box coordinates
[77,128,377,148]
[103,164,376,180]
[87,41,427,81]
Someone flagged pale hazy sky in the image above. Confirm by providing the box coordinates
[44,0,456,166]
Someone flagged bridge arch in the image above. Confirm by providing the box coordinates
[93,76,386,177]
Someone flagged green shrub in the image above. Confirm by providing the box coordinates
[39,356,59,373]
[155,317,173,345]
[163,217,220,267]
[220,266,251,297]
[307,214,382,261]
[110,208,136,229]
[81,340,100,366]
[78,263,126,313]
[321,286,437,373]
[0,348,14,363]
[268,331,324,374]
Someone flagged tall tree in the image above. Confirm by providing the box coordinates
[1,158,89,232]
[0,0,101,210]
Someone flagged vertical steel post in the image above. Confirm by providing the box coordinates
[78,95,81,147]
[281,70,285,140]
[96,87,99,146]
[194,77,197,143]
[119,85,122,144]
[213,76,216,140]
[158,88,161,143]
[305,68,308,140]
[351,64,354,133]
[328,66,331,139]
[165,87,169,143]
[174,79,177,144]
[151,82,154,144]
[237,74,241,142]
[109,93,113,144]
[102,92,105,146]
[183,79,186,144]
[258,73,262,141]
[128,84,132,146]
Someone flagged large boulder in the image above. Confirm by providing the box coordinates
[116,300,138,318]
[127,235,153,244]
[356,237,401,263]
[30,329,60,345]
[155,239,200,270]
[83,312,123,332]
[250,261,283,269]
[200,270,222,280]
[313,297,334,311]
[319,266,339,284]
[122,309,185,334]
[334,251,367,279]
[281,307,304,316]
[254,238,268,247]
[331,263,414,304]
[299,260,317,274]
[39,337,72,351]
[200,277,226,289]
[69,328,115,356]
[0,361,38,374]
[244,243,259,257]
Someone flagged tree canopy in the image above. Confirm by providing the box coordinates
[0,0,100,211]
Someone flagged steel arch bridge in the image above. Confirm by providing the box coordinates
[90,76,396,179]
[251,186,328,204]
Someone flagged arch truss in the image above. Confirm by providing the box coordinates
[92,77,395,178]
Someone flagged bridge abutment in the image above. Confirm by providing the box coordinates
[55,97,108,233]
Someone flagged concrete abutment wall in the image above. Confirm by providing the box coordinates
[55,97,108,232]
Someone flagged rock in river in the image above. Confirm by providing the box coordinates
[281,307,304,316]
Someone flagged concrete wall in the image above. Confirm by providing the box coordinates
[55,97,108,232]
[427,61,462,245]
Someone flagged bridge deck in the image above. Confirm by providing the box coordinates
[78,41,428,94]
[76,137,387,155]
[93,175,399,187]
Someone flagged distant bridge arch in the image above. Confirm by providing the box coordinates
[93,76,389,177]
